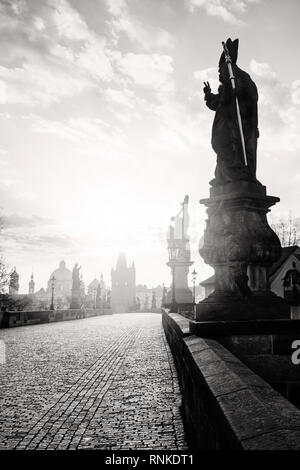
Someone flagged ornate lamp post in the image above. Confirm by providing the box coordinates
[192,269,198,318]
[50,275,55,311]
[93,287,97,310]
[168,240,179,313]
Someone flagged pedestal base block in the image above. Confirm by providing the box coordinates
[197,180,290,321]
[166,287,193,304]
[196,291,290,321]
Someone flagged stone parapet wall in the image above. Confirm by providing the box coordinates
[0,308,112,329]
[162,310,300,450]
[190,318,300,409]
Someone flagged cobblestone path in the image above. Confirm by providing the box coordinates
[0,313,186,450]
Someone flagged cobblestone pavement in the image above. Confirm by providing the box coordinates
[0,313,186,450]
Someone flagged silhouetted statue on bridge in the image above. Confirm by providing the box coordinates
[203,38,260,186]
[197,38,289,321]
[72,264,81,291]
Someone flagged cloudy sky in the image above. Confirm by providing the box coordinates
[0,0,299,293]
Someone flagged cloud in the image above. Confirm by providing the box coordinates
[1,213,54,229]
[0,79,6,103]
[0,214,76,258]
[52,0,92,41]
[3,231,74,253]
[117,53,174,91]
[186,0,260,25]
[17,191,37,202]
[0,0,114,106]
[0,63,94,106]
[33,118,84,143]
[0,112,11,119]
[0,0,175,110]
[194,67,219,93]
[250,59,289,104]
[0,178,22,189]
[291,80,300,105]
[250,59,290,110]
[33,116,127,161]
[249,59,300,154]
[250,59,278,84]
[105,0,175,51]
[105,87,135,108]
[110,14,175,51]
[150,99,211,154]
[104,0,127,17]
[36,234,73,249]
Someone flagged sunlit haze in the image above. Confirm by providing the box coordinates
[0,0,299,292]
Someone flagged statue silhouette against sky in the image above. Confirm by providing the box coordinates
[72,263,81,291]
[197,38,289,321]
[203,38,260,186]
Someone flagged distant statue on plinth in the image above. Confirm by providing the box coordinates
[72,264,81,290]
[166,195,193,305]
[204,38,259,187]
[70,263,81,309]
[96,283,101,309]
[106,289,111,309]
[196,38,289,322]
[151,290,157,310]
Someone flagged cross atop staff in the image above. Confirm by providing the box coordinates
[171,195,189,240]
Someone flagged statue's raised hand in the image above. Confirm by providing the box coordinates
[203,81,211,95]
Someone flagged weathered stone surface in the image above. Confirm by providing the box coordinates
[191,344,236,368]
[242,430,300,450]
[189,320,300,411]
[197,181,290,321]
[219,334,273,355]
[217,387,300,442]
[240,355,300,383]
[168,313,190,333]
[185,336,211,354]
[190,318,300,337]
[204,366,268,396]
[163,310,300,450]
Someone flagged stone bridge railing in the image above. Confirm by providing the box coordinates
[0,307,112,329]
[162,309,300,450]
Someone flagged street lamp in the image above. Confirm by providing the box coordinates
[93,287,97,309]
[50,275,55,311]
[168,240,180,313]
[192,269,198,318]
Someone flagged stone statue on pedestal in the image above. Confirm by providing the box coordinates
[72,264,81,290]
[196,38,289,321]
[96,283,102,309]
[70,263,82,309]
[166,195,193,304]
[204,38,260,187]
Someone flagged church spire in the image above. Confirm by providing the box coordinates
[29,272,35,295]
[116,252,127,269]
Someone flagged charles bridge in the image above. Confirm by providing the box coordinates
[1,38,300,452]
[0,308,300,450]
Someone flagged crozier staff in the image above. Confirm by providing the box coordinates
[222,40,247,167]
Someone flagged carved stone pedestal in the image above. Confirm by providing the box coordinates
[166,260,193,304]
[70,291,81,310]
[196,181,290,321]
